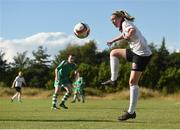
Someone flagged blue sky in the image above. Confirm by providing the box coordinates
[0,0,180,61]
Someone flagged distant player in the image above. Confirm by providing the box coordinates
[101,10,152,121]
[71,71,85,103]
[52,54,77,109]
[11,71,26,102]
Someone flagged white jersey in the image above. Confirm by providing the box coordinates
[14,76,25,88]
[122,20,152,56]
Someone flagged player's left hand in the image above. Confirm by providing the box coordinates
[107,41,114,46]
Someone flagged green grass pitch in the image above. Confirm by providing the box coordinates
[0,98,180,129]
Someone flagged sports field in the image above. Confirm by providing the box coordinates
[0,98,180,129]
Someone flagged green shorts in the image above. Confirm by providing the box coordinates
[54,80,71,88]
[74,87,81,93]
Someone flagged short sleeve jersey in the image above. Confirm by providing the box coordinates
[73,77,84,88]
[14,76,25,87]
[122,19,152,56]
[57,60,77,79]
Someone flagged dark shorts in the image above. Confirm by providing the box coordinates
[15,87,21,92]
[54,78,71,88]
[126,49,152,71]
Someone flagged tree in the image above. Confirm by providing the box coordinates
[157,67,180,94]
[141,38,170,89]
[32,46,51,66]
[157,37,169,71]
[11,51,30,71]
[168,51,180,68]
[148,42,158,54]
[79,41,97,64]
[97,62,110,84]
[0,50,8,75]
[0,50,9,85]
[26,46,51,87]
[78,63,98,87]
[52,44,80,67]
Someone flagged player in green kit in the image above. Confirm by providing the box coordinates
[71,71,85,103]
[51,54,77,109]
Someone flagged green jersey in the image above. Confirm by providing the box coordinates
[55,60,76,87]
[57,60,76,77]
[73,77,85,93]
[73,77,84,88]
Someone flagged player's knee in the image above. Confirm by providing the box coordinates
[110,50,116,57]
[110,49,122,58]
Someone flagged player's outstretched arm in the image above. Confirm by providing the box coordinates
[107,33,124,46]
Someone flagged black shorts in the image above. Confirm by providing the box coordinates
[15,87,21,92]
[126,49,152,71]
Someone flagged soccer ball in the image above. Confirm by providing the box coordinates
[74,22,90,39]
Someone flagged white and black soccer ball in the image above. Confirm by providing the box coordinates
[74,22,90,39]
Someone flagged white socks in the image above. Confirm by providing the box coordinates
[110,55,139,114]
[128,85,139,114]
[110,56,119,81]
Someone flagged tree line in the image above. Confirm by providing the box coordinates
[0,38,179,94]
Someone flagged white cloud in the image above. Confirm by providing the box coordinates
[0,32,90,62]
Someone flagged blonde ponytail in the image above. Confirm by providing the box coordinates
[112,10,135,21]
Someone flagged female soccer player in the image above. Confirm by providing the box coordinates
[71,71,85,103]
[101,10,152,121]
[52,54,77,109]
[11,71,26,102]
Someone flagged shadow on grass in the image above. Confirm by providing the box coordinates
[0,119,149,124]
[0,119,116,122]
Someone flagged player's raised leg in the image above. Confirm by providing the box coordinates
[101,49,126,85]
